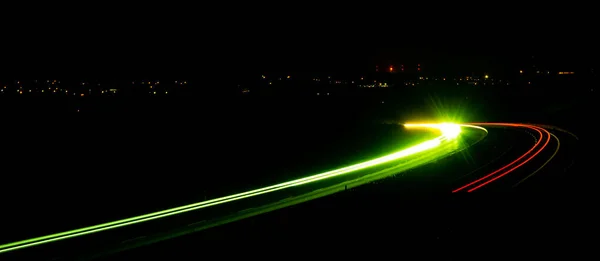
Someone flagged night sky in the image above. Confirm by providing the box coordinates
[242,48,479,76]
[2,41,596,79]
[242,46,598,77]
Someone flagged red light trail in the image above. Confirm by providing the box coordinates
[453,123,552,193]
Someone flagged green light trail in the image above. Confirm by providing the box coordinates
[0,123,478,254]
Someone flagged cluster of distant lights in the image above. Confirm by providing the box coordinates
[214,69,581,94]
[136,80,188,85]
[520,69,576,75]
[2,85,89,96]
[138,81,187,95]
[0,80,189,96]
[257,74,515,90]
[1,86,114,96]
[259,68,577,89]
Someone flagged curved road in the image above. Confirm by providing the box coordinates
[0,122,576,259]
[452,123,575,193]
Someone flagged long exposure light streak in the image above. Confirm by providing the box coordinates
[453,123,552,193]
[0,123,474,254]
[513,132,560,187]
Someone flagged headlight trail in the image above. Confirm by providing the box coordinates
[452,123,553,193]
[0,123,479,254]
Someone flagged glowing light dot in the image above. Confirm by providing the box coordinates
[438,123,461,139]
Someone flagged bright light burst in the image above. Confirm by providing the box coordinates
[404,123,462,139]
[438,123,461,139]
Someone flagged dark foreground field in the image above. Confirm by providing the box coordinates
[1,83,597,260]
[94,85,597,260]
[0,93,439,246]
[96,123,589,260]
